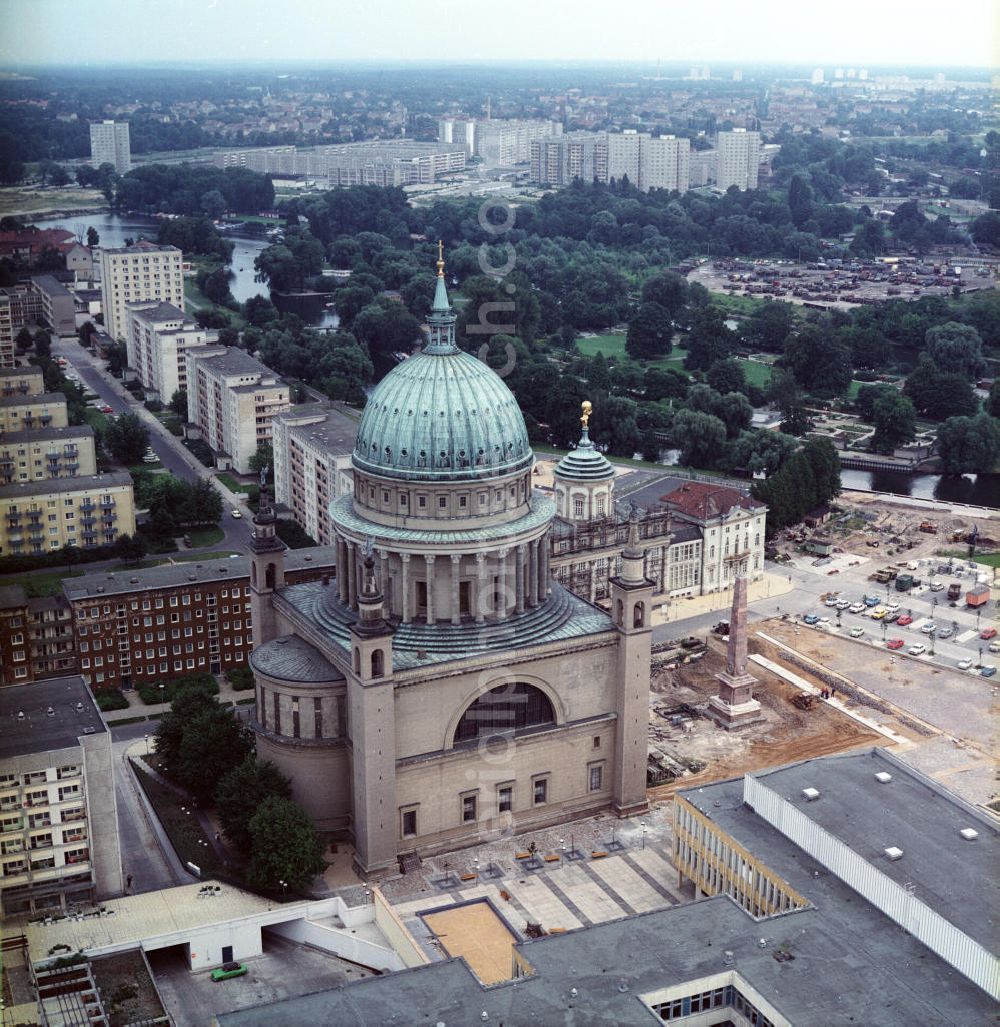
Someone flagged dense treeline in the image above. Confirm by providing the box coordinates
[115,165,275,216]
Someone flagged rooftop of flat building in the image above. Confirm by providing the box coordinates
[31,275,73,299]
[63,544,336,601]
[0,392,67,408]
[217,876,993,1026]
[0,471,131,500]
[124,300,190,324]
[0,676,105,759]
[278,403,357,457]
[0,366,44,380]
[188,345,276,379]
[0,583,27,609]
[683,748,999,954]
[101,241,180,256]
[0,425,95,445]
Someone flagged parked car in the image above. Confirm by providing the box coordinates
[980,665,997,678]
[920,622,936,634]
[896,615,913,627]
[908,643,926,656]
[884,611,900,623]
[848,602,866,614]
[849,626,864,638]
[824,597,838,608]
[929,581,945,592]
[937,627,953,640]
[886,601,901,612]
[958,657,974,670]
[980,627,997,640]
[989,641,1000,654]
[886,639,904,650]
[835,599,850,610]
[211,962,248,982]
[99,404,113,414]
[869,608,886,620]
[231,509,243,519]
[863,595,880,607]
[803,614,820,625]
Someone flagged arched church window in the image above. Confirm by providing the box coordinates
[634,601,645,629]
[454,683,554,745]
[265,563,275,590]
[371,649,384,678]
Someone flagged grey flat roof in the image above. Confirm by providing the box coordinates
[0,471,131,500]
[190,346,274,378]
[690,748,999,953]
[0,676,105,759]
[32,274,73,299]
[0,392,66,408]
[63,544,336,601]
[217,885,993,1026]
[102,242,180,256]
[0,366,43,380]
[283,404,357,456]
[0,425,94,445]
[125,300,189,323]
[0,583,27,609]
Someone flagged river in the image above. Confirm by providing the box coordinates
[38,212,338,326]
[841,469,1000,509]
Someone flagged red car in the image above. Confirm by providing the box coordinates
[896,615,913,627]
[886,638,904,650]
[981,627,998,640]
[99,405,113,414]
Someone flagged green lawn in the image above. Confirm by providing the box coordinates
[576,334,626,359]
[84,408,109,434]
[0,568,83,598]
[187,526,225,548]
[216,472,248,494]
[738,359,773,388]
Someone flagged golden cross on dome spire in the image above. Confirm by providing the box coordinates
[436,239,445,278]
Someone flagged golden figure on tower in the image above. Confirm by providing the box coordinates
[436,239,445,278]
[581,400,592,428]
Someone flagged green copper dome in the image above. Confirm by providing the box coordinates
[353,274,532,482]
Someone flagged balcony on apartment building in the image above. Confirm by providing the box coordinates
[79,501,96,513]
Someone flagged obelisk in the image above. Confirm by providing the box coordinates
[708,575,763,729]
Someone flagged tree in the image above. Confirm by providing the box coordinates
[643,367,689,402]
[247,796,326,893]
[153,686,219,773]
[86,226,99,247]
[672,409,727,467]
[767,369,812,436]
[924,322,985,379]
[781,324,852,397]
[626,302,673,359]
[186,478,223,525]
[15,327,33,352]
[706,358,746,396]
[987,379,1000,420]
[104,412,150,466]
[33,329,52,363]
[640,271,689,323]
[683,306,733,371]
[870,391,916,453]
[243,295,278,328]
[590,395,641,457]
[713,392,754,439]
[903,358,978,420]
[788,174,814,228]
[725,429,798,476]
[174,705,254,802]
[168,389,188,420]
[105,341,128,377]
[215,758,292,852]
[936,413,1000,474]
[113,532,148,565]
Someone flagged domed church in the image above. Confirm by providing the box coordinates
[247,254,652,875]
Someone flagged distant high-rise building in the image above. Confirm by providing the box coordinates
[640,134,691,193]
[99,240,184,343]
[473,119,561,168]
[858,68,869,81]
[716,129,761,192]
[88,120,131,174]
[531,131,687,193]
[437,117,477,157]
[732,68,743,82]
[834,67,845,79]
[811,68,825,85]
[606,129,643,185]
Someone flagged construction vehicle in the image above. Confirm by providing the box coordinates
[918,522,938,534]
[967,582,991,609]
[791,693,816,710]
[947,582,962,601]
[895,574,913,592]
[874,567,897,584]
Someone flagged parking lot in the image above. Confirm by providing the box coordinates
[148,933,371,1024]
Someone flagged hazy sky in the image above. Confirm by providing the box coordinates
[2,0,998,69]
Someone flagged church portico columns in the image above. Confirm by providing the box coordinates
[347,541,358,609]
[515,544,526,615]
[497,549,509,621]
[475,552,489,624]
[336,535,349,604]
[540,538,551,598]
[425,554,436,624]
[401,552,411,624]
[450,554,461,625]
[528,539,539,608]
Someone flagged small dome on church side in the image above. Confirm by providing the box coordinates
[352,260,532,483]
[554,401,614,483]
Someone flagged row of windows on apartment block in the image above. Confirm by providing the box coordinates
[1,767,79,788]
[1,825,87,857]
[652,984,778,1025]
[3,846,90,877]
[399,764,605,838]
[1,805,85,835]
[76,589,252,618]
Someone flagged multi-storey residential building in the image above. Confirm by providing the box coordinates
[0,472,136,557]
[641,134,691,193]
[0,676,121,916]
[214,142,466,186]
[124,301,214,400]
[272,403,356,545]
[89,120,131,174]
[606,129,643,185]
[0,292,12,368]
[0,585,76,686]
[0,426,97,485]
[716,128,762,191]
[437,116,477,157]
[29,276,77,336]
[184,345,290,473]
[62,547,335,690]
[0,366,44,398]
[473,119,562,167]
[530,131,607,186]
[0,393,69,433]
[99,241,184,343]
